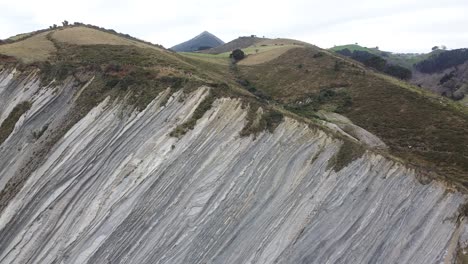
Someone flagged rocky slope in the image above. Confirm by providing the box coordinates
[0,68,467,264]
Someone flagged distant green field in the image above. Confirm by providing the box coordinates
[330,44,376,52]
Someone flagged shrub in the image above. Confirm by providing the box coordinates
[170,91,215,137]
[230,49,245,62]
[313,52,324,58]
[383,65,412,80]
[334,61,344,71]
[439,71,455,84]
[328,140,365,171]
[336,48,352,57]
[0,101,32,145]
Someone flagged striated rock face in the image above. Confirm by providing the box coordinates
[0,69,466,263]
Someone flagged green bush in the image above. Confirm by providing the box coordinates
[0,101,32,145]
[230,49,245,62]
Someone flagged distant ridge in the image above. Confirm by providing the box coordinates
[200,36,266,54]
[171,31,224,52]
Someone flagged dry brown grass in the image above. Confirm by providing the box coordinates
[51,27,151,48]
[256,38,310,47]
[239,46,299,65]
[7,32,33,41]
[0,32,55,63]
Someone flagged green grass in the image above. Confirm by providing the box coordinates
[239,106,284,137]
[179,52,230,65]
[7,33,34,42]
[0,101,32,145]
[170,90,216,138]
[330,44,375,52]
[328,140,366,171]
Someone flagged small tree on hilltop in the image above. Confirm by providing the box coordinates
[62,20,69,27]
[230,49,245,62]
[432,46,439,51]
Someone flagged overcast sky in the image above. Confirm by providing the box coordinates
[0,0,467,53]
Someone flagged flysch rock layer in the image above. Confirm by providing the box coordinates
[0,69,465,264]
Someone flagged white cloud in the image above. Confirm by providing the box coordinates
[0,0,466,52]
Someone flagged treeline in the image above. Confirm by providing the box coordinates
[414,49,468,73]
[336,49,412,80]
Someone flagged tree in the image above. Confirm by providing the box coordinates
[230,49,245,62]
[383,65,412,80]
[62,20,69,27]
[432,46,439,51]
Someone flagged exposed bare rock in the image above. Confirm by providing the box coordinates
[0,70,466,264]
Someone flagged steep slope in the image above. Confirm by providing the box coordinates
[0,69,466,263]
[1,26,468,264]
[171,31,224,52]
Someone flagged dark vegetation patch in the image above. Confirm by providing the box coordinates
[168,79,283,138]
[336,49,412,80]
[32,124,49,140]
[239,106,284,137]
[0,54,18,64]
[0,101,32,145]
[383,65,412,80]
[440,71,456,85]
[328,140,365,171]
[170,90,216,138]
[230,49,245,62]
[415,49,468,73]
[238,47,468,190]
[285,88,352,116]
[235,78,271,101]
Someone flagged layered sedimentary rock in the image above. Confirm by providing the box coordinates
[0,69,466,263]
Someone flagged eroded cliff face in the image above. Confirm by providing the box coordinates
[0,68,466,263]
